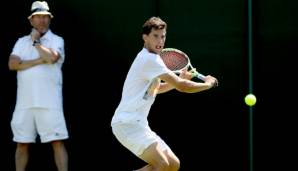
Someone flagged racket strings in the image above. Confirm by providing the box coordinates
[160,51,188,71]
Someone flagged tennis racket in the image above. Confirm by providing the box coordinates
[160,48,206,81]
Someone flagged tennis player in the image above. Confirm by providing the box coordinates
[111,16,218,171]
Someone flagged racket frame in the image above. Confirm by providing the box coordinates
[160,48,206,81]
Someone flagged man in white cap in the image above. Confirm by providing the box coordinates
[8,1,68,171]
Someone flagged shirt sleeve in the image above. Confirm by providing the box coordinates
[11,38,23,58]
[142,53,171,81]
[51,36,65,63]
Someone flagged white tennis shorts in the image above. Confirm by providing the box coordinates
[11,108,69,143]
[112,122,170,156]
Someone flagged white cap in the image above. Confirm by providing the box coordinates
[28,1,53,19]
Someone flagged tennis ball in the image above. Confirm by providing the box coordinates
[244,94,257,106]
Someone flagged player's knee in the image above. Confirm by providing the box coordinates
[155,160,170,170]
[169,158,180,171]
[16,143,30,158]
[17,143,30,151]
[158,159,180,171]
[51,140,65,150]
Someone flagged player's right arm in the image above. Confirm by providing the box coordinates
[159,71,216,93]
[8,54,45,71]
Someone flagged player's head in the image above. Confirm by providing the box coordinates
[28,1,53,19]
[28,1,53,33]
[142,17,167,35]
[142,17,167,54]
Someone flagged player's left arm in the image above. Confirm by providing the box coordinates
[158,81,175,94]
[158,69,193,94]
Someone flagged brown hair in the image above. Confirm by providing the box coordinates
[142,17,167,35]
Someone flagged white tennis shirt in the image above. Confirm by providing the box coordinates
[11,30,65,110]
[111,48,171,125]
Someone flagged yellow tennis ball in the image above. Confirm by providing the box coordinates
[245,94,257,106]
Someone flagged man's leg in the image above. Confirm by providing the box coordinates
[15,143,30,171]
[137,142,170,171]
[136,143,180,171]
[134,164,153,171]
[51,140,68,171]
[163,149,180,171]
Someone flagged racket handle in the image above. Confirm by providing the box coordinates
[193,72,206,81]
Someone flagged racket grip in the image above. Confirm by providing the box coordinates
[193,72,206,81]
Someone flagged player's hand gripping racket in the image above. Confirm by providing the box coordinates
[160,48,206,81]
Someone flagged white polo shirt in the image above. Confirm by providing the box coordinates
[11,30,65,110]
[111,48,171,125]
